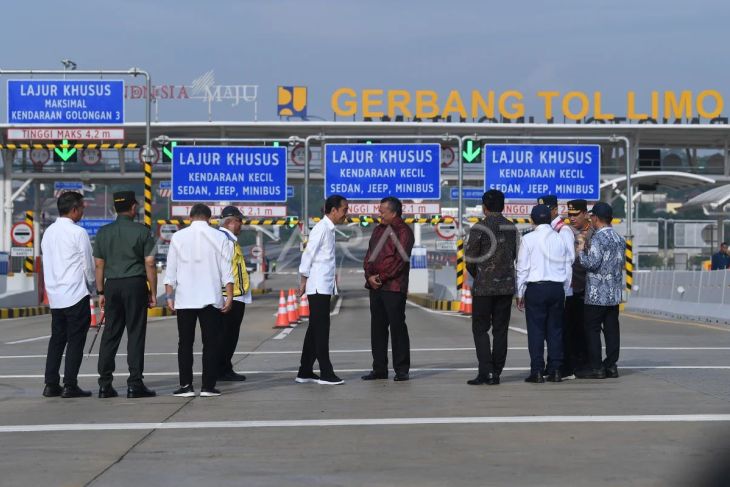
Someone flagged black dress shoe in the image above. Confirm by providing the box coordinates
[98,385,118,398]
[218,371,247,382]
[546,370,562,382]
[42,383,63,397]
[524,372,545,383]
[576,368,607,379]
[61,385,92,398]
[127,384,156,398]
[361,371,388,381]
[605,365,619,378]
[485,373,500,385]
[467,375,488,385]
[394,373,410,382]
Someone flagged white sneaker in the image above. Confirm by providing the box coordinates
[295,373,321,384]
[173,385,195,397]
[317,375,344,385]
[199,388,221,397]
[562,374,577,381]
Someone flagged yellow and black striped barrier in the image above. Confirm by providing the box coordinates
[157,218,297,227]
[144,162,152,228]
[313,216,455,225]
[24,211,34,273]
[625,239,634,292]
[407,294,460,312]
[0,143,138,150]
[0,306,50,320]
[456,238,465,291]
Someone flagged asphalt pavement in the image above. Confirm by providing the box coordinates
[0,271,729,486]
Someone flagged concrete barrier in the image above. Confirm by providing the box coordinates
[627,269,730,325]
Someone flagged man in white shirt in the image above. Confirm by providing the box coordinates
[216,206,251,383]
[41,192,96,398]
[296,194,349,386]
[165,204,234,397]
[516,204,573,383]
[538,195,576,378]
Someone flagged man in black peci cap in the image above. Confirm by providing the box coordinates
[537,194,575,378]
[516,204,573,383]
[216,206,251,382]
[577,202,625,379]
[94,191,158,398]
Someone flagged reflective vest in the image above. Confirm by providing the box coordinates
[221,230,250,297]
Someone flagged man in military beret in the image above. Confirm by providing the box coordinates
[563,199,594,377]
[94,191,158,398]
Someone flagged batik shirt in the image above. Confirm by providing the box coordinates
[579,226,626,306]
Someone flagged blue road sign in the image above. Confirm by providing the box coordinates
[450,187,484,200]
[171,146,287,202]
[484,144,601,200]
[77,219,114,238]
[159,180,172,190]
[287,186,295,198]
[324,143,441,200]
[7,80,124,124]
[54,181,83,192]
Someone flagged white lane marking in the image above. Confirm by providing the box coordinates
[330,296,343,316]
[5,335,51,345]
[2,414,730,433]
[3,365,730,379]
[405,301,528,336]
[273,328,294,340]
[2,346,730,360]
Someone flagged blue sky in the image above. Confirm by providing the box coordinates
[1,0,727,122]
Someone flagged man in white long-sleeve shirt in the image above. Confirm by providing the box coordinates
[296,194,349,386]
[516,204,573,383]
[41,192,96,398]
[165,204,234,397]
[538,194,576,378]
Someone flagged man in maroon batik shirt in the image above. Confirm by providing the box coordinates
[362,196,415,382]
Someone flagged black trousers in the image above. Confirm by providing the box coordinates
[584,304,621,370]
[471,294,513,376]
[524,282,564,374]
[369,290,410,376]
[563,293,588,374]
[219,300,246,376]
[97,276,149,387]
[299,294,335,377]
[177,306,222,390]
[44,295,91,386]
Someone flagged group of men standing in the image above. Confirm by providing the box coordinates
[465,191,626,385]
[40,187,625,397]
[41,192,250,399]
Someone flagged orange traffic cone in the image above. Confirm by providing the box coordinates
[89,297,98,328]
[287,289,298,325]
[459,285,466,313]
[463,283,473,315]
[274,290,289,328]
[299,294,310,320]
[293,289,301,320]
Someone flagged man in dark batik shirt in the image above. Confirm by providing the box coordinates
[362,197,415,382]
[465,190,518,386]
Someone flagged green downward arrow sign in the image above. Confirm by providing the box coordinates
[54,140,77,162]
[162,141,177,160]
[462,140,481,163]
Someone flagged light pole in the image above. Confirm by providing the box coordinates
[60,59,76,79]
